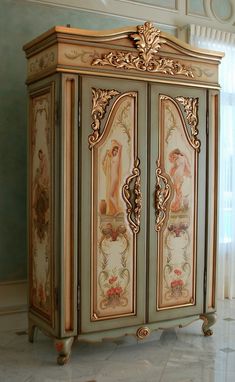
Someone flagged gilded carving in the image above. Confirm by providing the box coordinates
[155,160,171,232]
[122,158,142,234]
[175,96,200,151]
[136,326,150,339]
[89,88,120,149]
[92,22,194,77]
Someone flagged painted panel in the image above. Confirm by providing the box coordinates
[91,92,138,320]
[187,0,207,17]
[29,85,54,325]
[157,95,198,310]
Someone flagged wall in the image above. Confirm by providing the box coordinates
[0,0,234,312]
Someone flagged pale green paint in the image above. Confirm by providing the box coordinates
[0,0,172,283]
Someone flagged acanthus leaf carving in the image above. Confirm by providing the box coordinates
[175,96,200,151]
[89,88,120,149]
[92,22,194,78]
[155,160,171,232]
[122,158,142,234]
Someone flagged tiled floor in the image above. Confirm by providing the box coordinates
[1,300,235,381]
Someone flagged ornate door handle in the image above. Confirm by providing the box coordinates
[122,158,142,234]
[155,159,171,232]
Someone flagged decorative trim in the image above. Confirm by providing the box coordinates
[92,22,194,77]
[155,159,171,232]
[136,326,150,339]
[88,88,120,149]
[122,158,142,234]
[175,96,200,151]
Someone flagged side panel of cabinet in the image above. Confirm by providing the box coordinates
[205,90,219,313]
[79,76,147,333]
[148,84,206,322]
[28,75,60,337]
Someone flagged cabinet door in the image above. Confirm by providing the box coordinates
[148,84,207,322]
[80,76,147,333]
[28,75,60,337]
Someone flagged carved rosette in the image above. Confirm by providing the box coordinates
[136,326,150,339]
[122,158,142,234]
[155,160,171,232]
[88,88,120,149]
[175,96,200,151]
[92,22,194,77]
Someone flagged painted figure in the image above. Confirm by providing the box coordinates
[102,140,122,215]
[33,149,49,241]
[169,148,191,212]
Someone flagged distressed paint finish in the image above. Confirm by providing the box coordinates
[29,86,54,324]
[157,96,197,309]
[92,94,137,319]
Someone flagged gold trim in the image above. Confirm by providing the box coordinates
[175,96,200,151]
[136,326,150,339]
[155,159,171,232]
[92,22,194,77]
[122,158,142,234]
[88,88,120,149]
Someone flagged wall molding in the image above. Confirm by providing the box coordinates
[0,280,27,316]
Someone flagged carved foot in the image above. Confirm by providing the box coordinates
[200,313,217,336]
[28,320,36,343]
[54,337,74,365]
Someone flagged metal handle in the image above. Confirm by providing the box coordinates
[122,158,142,234]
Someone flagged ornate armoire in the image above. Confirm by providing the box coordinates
[24,22,223,365]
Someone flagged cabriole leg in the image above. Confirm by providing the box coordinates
[200,313,217,336]
[54,337,74,365]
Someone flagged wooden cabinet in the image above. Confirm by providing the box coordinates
[24,22,223,364]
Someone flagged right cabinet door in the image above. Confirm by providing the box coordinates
[148,84,207,322]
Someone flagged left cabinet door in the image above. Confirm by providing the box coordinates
[28,75,61,337]
[79,76,147,333]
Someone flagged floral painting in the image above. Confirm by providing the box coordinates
[158,96,197,309]
[92,94,136,318]
[30,91,53,322]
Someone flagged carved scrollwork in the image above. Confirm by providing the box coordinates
[88,88,120,149]
[155,160,171,232]
[92,22,194,77]
[122,158,142,234]
[175,96,200,151]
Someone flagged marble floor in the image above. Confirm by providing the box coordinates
[1,300,235,382]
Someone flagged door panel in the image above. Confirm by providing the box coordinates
[80,76,147,333]
[149,84,206,322]
[28,75,60,337]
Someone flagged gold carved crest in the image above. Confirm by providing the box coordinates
[92,22,194,77]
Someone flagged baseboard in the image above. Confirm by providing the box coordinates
[0,280,28,316]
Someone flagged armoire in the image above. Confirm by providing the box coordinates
[23,21,223,365]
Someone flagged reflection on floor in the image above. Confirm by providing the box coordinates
[1,300,235,382]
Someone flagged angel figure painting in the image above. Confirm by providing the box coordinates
[102,140,122,216]
[169,148,191,213]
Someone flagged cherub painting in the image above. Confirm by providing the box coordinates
[169,148,191,212]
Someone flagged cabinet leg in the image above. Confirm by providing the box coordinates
[28,320,36,343]
[54,337,74,365]
[200,313,217,336]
